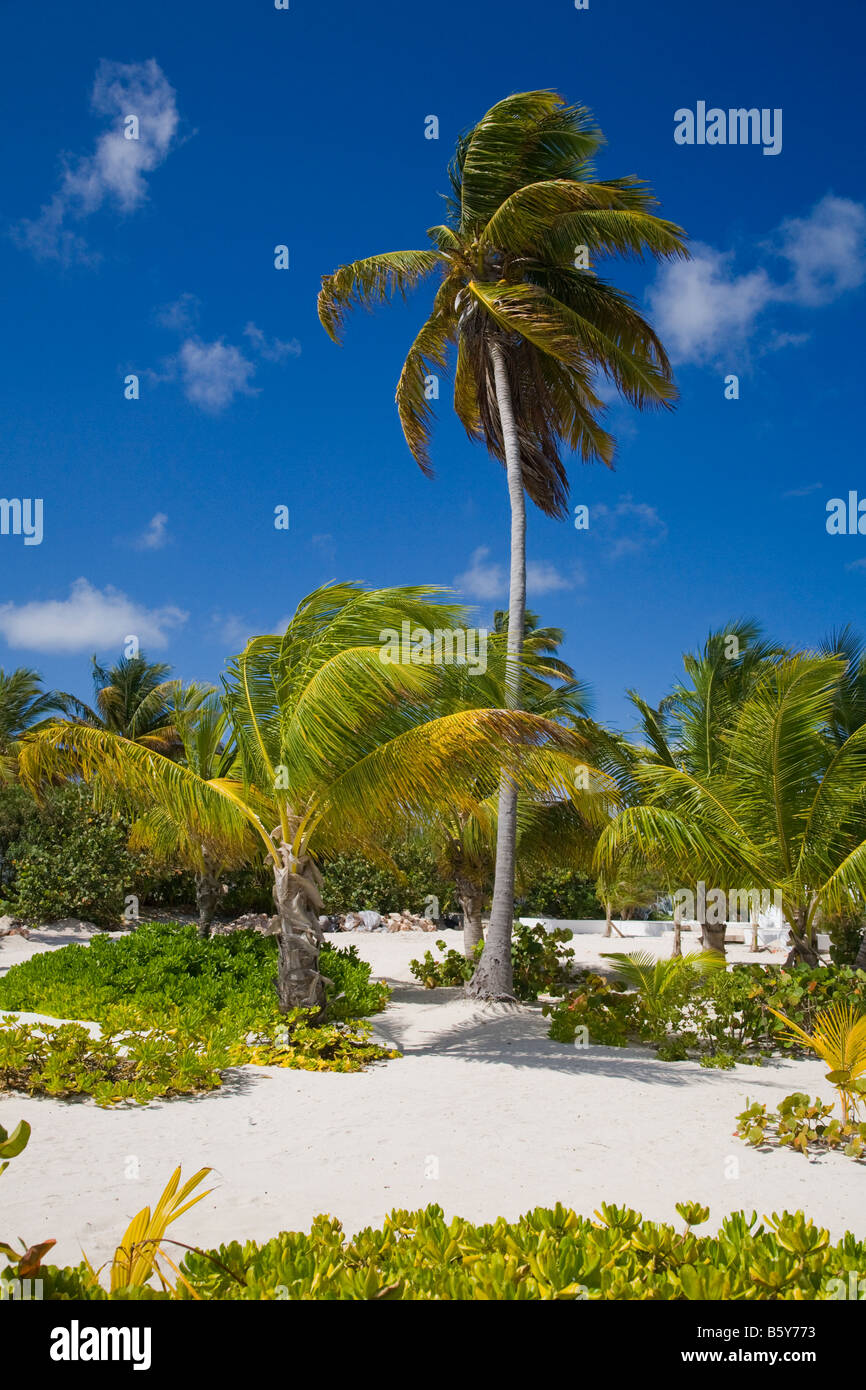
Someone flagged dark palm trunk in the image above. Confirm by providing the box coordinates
[855,928,866,972]
[700,917,727,956]
[785,907,819,967]
[467,339,525,1001]
[195,854,222,939]
[272,846,330,1015]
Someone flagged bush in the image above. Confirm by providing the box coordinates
[543,972,636,1047]
[518,868,602,920]
[410,940,481,988]
[823,913,864,967]
[7,785,137,928]
[319,843,450,916]
[0,922,390,1030]
[546,959,866,1062]
[22,1202,866,1300]
[409,924,575,1001]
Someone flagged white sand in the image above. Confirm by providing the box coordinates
[0,926,863,1271]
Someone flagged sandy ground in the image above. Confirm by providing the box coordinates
[0,925,863,1270]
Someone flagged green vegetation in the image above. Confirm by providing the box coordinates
[0,924,397,1101]
[0,922,389,1029]
[736,1094,866,1161]
[17,1201,864,1300]
[545,959,866,1062]
[409,923,575,1000]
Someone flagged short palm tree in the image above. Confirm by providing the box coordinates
[59,653,194,755]
[768,1001,866,1126]
[597,654,866,964]
[417,617,610,954]
[319,90,687,997]
[127,689,248,936]
[20,583,575,1013]
[0,667,67,777]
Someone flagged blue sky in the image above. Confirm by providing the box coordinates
[1,0,864,731]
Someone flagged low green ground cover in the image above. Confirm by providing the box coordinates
[20,1202,865,1301]
[0,923,397,1102]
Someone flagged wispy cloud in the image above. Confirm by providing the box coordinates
[592,497,668,559]
[647,195,866,365]
[0,579,187,652]
[145,307,300,412]
[13,59,182,265]
[783,482,823,498]
[243,322,301,362]
[207,612,255,649]
[131,512,169,550]
[154,293,200,332]
[455,547,505,600]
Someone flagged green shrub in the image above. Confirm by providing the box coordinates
[409,924,575,1001]
[319,843,451,916]
[736,1093,866,1161]
[822,914,864,967]
[543,972,635,1046]
[21,1202,866,1300]
[546,959,866,1062]
[0,921,388,1030]
[8,785,137,928]
[518,868,602,920]
[410,939,480,987]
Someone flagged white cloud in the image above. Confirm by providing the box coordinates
[131,512,169,550]
[178,337,257,411]
[14,59,181,264]
[455,547,506,600]
[647,195,866,364]
[772,195,866,306]
[243,322,302,362]
[647,245,775,364]
[526,560,576,595]
[0,579,187,652]
[455,546,578,598]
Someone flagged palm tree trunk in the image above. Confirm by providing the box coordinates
[272,847,329,1015]
[700,912,726,956]
[671,903,682,959]
[456,876,485,959]
[467,339,525,1001]
[604,900,613,938]
[784,906,818,967]
[195,853,222,939]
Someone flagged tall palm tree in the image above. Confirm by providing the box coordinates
[20,583,575,1013]
[58,653,192,754]
[597,654,866,965]
[319,89,687,997]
